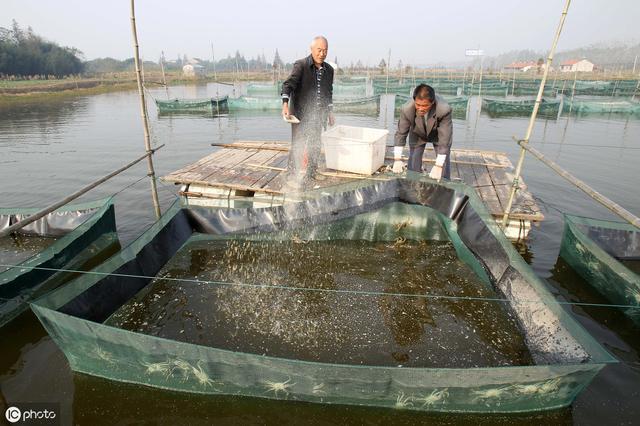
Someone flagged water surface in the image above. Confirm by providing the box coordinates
[1,83,639,424]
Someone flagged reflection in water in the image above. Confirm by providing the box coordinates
[0,98,88,147]
[107,238,532,368]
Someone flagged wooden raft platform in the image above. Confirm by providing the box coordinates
[163,140,544,224]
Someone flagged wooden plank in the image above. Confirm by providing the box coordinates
[476,185,503,216]
[176,178,284,195]
[211,149,279,187]
[180,149,259,184]
[164,148,258,183]
[449,153,461,180]
[247,163,389,180]
[234,140,289,145]
[470,158,493,187]
[211,142,290,152]
[453,152,478,187]
[163,151,223,181]
[254,153,289,189]
[239,149,283,187]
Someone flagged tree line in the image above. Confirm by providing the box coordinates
[0,21,84,78]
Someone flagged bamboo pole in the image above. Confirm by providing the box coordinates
[478,54,484,97]
[130,0,161,219]
[160,51,169,99]
[632,79,640,101]
[462,68,467,94]
[0,146,165,238]
[520,143,640,227]
[569,70,578,112]
[501,0,571,228]
[385,49,391,94]
[211,43,217,82]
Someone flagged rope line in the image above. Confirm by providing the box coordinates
[110,174,149,198]
[2,263,638,310]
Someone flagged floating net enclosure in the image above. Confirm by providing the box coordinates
[333,83,367,98]
[246,83,281,97]
[155,97,228,113]
[31,177,615,413]
[333,96,380,114]
[0,198,118,327]
[560,214,640,325]
[227,96,281,111]
[482,97,563,117]
[564,97,640,115]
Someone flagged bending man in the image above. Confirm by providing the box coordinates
[281,36,335,187]
[393,84,452,180]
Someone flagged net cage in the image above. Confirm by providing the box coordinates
[30,177,615,413]
[560,214,640,325]
[564,97,640,114]
[155,97,229,113]
[481,97,563,117]
[227,96,282,111]
[0,198,118,327]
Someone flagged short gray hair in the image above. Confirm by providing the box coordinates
[310,36,328,48]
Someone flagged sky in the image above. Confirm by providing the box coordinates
[2,0,638,66]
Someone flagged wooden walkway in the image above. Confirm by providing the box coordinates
[163,140,543,223]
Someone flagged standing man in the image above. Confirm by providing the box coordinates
[392,84,452,180]
[281,36,335,187]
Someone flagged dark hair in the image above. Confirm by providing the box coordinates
[413,84,435,102]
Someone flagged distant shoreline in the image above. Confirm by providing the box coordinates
[1,70,637,105]
[0,72,267,104]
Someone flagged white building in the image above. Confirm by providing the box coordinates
[560,59,595,73]
[503,61,553,73]
[182,64,205,78]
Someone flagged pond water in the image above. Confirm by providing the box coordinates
[0,82,639,424]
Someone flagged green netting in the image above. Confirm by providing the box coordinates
[372,77,401,85]
[333,84,367,97]
[510,86,559,97]
[0,198,118,327]
[227,96,281,111]
[373,83,414,95]
[461,85,508,96]
[564,98,640,114]
[246,83,280,97]
[560,214,640,324]
[333,96,380,114]
[30,177,615,413]
[482,97,562,116]
[155,97,228,113]
[336,76,367,84]
[395,95,469,113]
[559,85,616,97]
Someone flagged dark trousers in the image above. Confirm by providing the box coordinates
[408,144,451,179]
[288,119,323,178]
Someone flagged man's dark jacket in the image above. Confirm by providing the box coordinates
[281,55,334,122]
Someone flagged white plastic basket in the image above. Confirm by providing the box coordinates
[321,125,389,175]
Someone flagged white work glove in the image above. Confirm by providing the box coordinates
[428,154,447,181]
[392,146,404,174]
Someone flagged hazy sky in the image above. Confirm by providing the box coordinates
[3,0,638,66]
